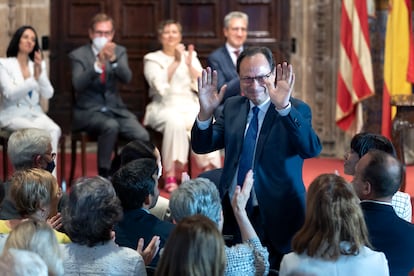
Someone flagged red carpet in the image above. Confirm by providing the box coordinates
[2,153,414,198]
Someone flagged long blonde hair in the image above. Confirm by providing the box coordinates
[4,219,64,276]
[292,173,371,260]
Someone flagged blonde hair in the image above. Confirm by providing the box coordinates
[4,220,63,276]
[292,173,371,260]
[10,168,58,218]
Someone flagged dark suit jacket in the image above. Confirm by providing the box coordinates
[69,44,134,130]
[207,46,241,101]
[114,208,174,267]
[361,201,414,276]
[191,96,322,255]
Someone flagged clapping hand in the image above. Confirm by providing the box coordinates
[47,212,63,230]
[136,235,160,265]
[33,50,42,80]
[197,67,226,121]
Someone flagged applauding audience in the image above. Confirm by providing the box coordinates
[0,168,69,244]
[60,176,153,275]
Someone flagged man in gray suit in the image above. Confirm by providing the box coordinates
[69,13,149,177]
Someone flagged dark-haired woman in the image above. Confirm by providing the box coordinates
[0,25,61,176]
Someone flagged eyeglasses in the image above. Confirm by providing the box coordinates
[44,152,56,161]
[94,30,113,37]
[50,153,57,161]
[240,71,272,85]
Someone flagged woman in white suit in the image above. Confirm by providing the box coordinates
[279,174,389,276]
[0,26,61,175]
[143,20,221,192]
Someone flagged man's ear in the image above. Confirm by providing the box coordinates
[33,154,43,168]
[362,180,372,197]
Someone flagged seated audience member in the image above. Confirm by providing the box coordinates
[352,150,414,275]
[207,11,248,116]
[61,176,157,275]
[0,168,69,243]
[143,19,221,193]
[155,214,226,276]
[344,132,412,222]
[0,26,61,177]
[169,171,269,275]
[0,248,48,276]
[0,128,60,220]
[279,173,389,276]
[3,219,63,276]
[112,158,172,266]
[69,13,149,178]
[110,139,170,221]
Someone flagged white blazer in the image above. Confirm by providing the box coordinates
[0,57,53,127]
[279,243,389,276]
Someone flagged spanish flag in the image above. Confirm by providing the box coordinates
[381,0,414,139]
[336,0,375,134]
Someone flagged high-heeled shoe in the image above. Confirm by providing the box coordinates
[164,176,178,193]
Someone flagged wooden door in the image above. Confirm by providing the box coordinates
[49,0,290,133]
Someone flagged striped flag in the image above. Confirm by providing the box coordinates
[381,0,414,139]
[336,0,374,134]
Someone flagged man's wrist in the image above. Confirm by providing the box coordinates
[275,102,290,110]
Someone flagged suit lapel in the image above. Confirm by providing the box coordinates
[234,99,251,155]
[255,103,278,166]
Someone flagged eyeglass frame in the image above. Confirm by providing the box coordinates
[240,71,273,85]
[93,30,114,37]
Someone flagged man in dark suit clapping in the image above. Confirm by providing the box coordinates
[69,13,149,178]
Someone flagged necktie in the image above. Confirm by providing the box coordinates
[234,50,240,58]
[237,106,259,186]
[100,63,106,83]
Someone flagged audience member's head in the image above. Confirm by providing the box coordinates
[155,214,226,276]
[344,132,396,175]
[110,139,161,177]
[223,11,248,49]
[112,158,160,211]
[7,128,54,171]
[62,176,122,246]
[352,149,403,201]
[3,219,63,276]
[292,173,371,260]
[169,178,223,229]
[10,168,59,219]
[0,248,48,276]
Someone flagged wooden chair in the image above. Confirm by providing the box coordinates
[0,129,12,181]
[68,131,120,186]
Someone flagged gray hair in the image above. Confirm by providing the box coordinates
[169,178,222,226]
[7,128,51,170]
[224,11,248,28]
